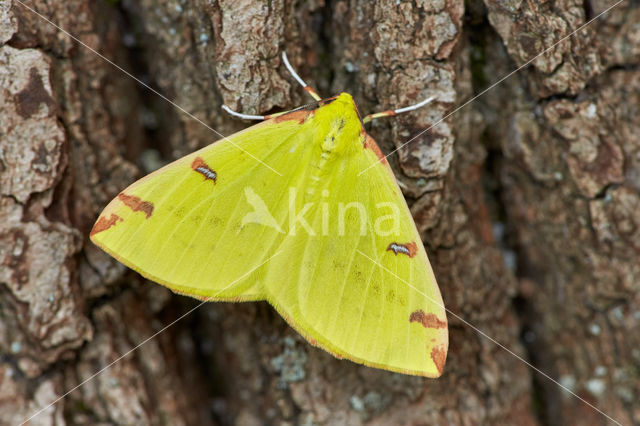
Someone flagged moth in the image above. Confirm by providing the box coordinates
[91,52,448,377]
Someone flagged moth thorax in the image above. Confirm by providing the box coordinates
[321,131,339,152]
[320,119,361,155]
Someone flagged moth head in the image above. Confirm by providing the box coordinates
[314,93,363,154]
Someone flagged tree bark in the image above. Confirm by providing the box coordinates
[0,0,637,425]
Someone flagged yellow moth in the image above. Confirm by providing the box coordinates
[91,53,448,377]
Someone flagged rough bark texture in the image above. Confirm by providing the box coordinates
[1,0,638,425]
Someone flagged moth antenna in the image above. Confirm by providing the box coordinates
[221,104,265,121]
[282,51,322,101]
[222,103,314,121]
[362,96,436,124]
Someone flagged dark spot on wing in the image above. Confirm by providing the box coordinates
[90,213,123,236]
[191,157,217,183]
[430,345,447,376]
[386,241,418,258]
[118,193,154,218]
[409,309,446,329]
[386,289,396,302]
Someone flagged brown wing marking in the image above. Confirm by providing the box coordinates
[272,109,312,124]
[90,213,123,236]
[118,193,154,218]
[430,345,447,376]
[409,309,446,329]
[362,131,389,165]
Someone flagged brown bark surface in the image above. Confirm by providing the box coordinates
[1,0,638,425]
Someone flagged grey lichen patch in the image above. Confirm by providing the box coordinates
[599,7,640,66]
[485,1,604,97]
[372,0,462,64]
[386,61,456,181]
[589,185,640,253]
[349,391,391,421]
[0,46,64,203]
[585,378,606,397]
[503,110,561,183]
[70,298,164,424]
[612,367,637,404]
[0,207,92,377]
[0,367,65,425]
[410,190,443,235]
[365,1,460,183]
[214,0,290,114]
[0,0,17,44]
[270,336,308,387]
[544,99,623,198]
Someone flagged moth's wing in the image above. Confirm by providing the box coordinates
[90,112,313,301]
[263,134,448,377]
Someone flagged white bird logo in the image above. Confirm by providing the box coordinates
[240,187,283,233]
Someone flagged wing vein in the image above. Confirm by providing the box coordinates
[195,139,311,296]
[348,161,377,356]
[145,133,292,271]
